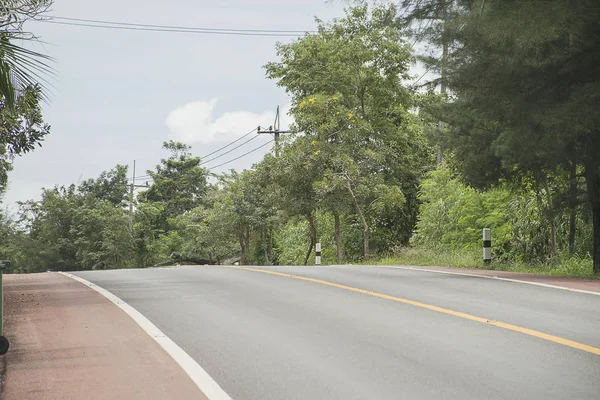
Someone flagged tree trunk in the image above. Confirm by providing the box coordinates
[363,227,369,261]
[303,213,317,266]
[436,2,449,168]
[304,214,317,265]
[245,228,250,264]
[268,225,274,265]
[347,183,369,260]
[261,227,269,265]
[239,227,251,265]
[584,158,600,275]
[568,160,577,255]
[239,231,246,265]
[334,213,344,264]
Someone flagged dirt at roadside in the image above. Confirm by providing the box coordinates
[1,273,207,400]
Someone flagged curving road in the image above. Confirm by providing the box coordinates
[75,266,600,400]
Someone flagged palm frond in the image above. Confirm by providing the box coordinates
[0,33,54,105]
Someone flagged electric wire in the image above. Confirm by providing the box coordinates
[40,20,309,37]
[200,134,260,165]
[48,16,313,34]
[199,128,257,160]
[205,139,274,169]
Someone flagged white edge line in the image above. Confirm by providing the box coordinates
[59,272,232,400]
[241,264,599,296]
[375,266,600,296]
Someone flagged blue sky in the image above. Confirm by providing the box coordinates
[5,0,425,213]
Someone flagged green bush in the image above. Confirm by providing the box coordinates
[411,168,513,256]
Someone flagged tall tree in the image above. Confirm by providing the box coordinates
[140,141,209,231]
[266,3,429,259]
[78,164,129,207]
[271,138,322,264]
[399,0,463,165]
[20,184,79,270]
[438,0,600,273]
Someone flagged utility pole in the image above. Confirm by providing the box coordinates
[128,161,150,229]
[129,160,136,216]
[258,106,290,157]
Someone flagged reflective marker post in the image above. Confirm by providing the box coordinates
[483,228,492,265]
[315,243,321,266]
[0,260,9,354]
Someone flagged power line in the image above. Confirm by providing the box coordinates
[411,68,430,86]
[199,128,257,160]
[39,20,309,37]
[49,16,313,34]
[130,174,152,180]
[200,134,260,165]
[128,175,152,183]
[205,140,274,169]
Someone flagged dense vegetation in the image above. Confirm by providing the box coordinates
[1,1,598,276]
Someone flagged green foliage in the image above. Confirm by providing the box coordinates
[9,166,134,272]
[413,167,512,254]
[273,218,308,266]
[266,3,431,259]
[0,85,50,188]
[274,212,337,266]
[78,165,129,206]
[413,167,593,264]
[431,0,600,273]
[72,200,134,270]
[374,248,597,280]
[0,2,596,277]
[0,1,53,106]
[140,141,209,229]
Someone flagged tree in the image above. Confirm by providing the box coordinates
[78,164,129,206]
[140,141,209,231]
[71,200,134,270]
[14,166,135,272]
[20,184,79,270]
[0,85,50,188]
[266,3,429,259]
[132,201,168,267]
[0,0,53,107]
[271,140,321,264]
[219,167,277,265]
[435,0,600,273]
[0,2,53,182]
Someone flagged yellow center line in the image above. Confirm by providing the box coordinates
[230,266,600,356]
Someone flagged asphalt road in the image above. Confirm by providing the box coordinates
[76,266,600,400]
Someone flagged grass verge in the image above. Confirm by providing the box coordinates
[370,247,598,280]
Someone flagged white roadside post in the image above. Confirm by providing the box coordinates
[315,243,321,266]
[483,228,492,265]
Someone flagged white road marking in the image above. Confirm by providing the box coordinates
[60,272,232,400]
[375,266,600,297]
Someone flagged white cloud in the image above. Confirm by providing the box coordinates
[166,99,292,144]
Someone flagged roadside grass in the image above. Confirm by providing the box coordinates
[370,247,598,280]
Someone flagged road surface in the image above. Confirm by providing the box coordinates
[76,266,600,400]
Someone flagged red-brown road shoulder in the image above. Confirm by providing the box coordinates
[1,273,207,400]
[398,265,600,293]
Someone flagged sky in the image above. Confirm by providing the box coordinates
[4,0,424,214]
